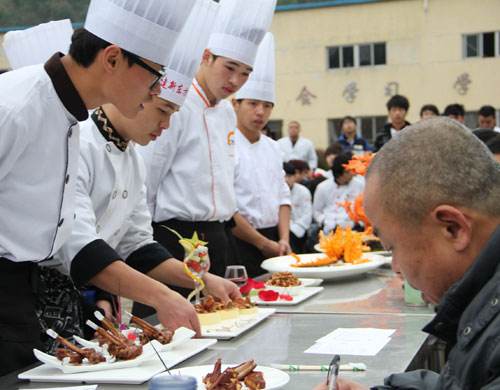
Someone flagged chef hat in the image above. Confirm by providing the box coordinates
[2,19,73,70]
[207,0,277,67]
[84,0,195,65]
[159,0,220,107]
[235,32,276,104]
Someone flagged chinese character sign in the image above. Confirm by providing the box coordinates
[343,82,359,103]
[296,86,317,106]
[384,82,399,97]
[454,73,471,96]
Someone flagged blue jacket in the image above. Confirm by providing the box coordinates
[337,134,372,153]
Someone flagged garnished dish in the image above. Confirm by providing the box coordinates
[297,227,369,268]
[203,359,265,390]
[265,272,301,287]
[195,295,258,326]
[48,329,106,365]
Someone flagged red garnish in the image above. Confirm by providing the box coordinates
[239,278,266,295]
[279,294,293,301]
[258,290,279,301]
[186,259,202,273]
[127,332,137,341]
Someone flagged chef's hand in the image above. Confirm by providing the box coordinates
[313,378,368,390]
[154,288,201,337]
[278,239,291,256]
[204,273,242,304]
[259,238,281,258]
[96,299,114,321]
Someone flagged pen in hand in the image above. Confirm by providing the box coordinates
[327,354,340,390]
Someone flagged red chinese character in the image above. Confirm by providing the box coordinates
[168,80,177,90]
[160,77,168,88]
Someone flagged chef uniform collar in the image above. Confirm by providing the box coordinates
[44,53,88,122]
[92,107,129,152]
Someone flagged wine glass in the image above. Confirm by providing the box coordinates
[224,265,248,287]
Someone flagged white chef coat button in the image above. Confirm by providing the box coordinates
[96,225,101,233]
[463,326,472,336]
[112,190,118,199]
[58,218,64,227]
[74,213,76,220]
[122,190,128,199]
[65,174,70,184]
[106,144,112,152]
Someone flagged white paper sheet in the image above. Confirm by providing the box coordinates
[305,328,396,356]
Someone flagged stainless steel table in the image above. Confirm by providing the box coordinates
[7,312,432,390]
[274,268,435,316]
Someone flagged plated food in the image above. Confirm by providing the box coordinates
[203,359,264,390]
[174,360,289,389]
[195,296,258,327]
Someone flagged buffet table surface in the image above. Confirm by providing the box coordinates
[2,268,436,390]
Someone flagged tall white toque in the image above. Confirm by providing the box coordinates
[84,0,196,65]
[235,32,276,104]
[159,0,220,107]
[207,0,277,67]
[2,19,73,70]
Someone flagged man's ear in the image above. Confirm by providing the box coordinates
[430,205,472,252]
[201,49,213,65]
[100,45,123,74]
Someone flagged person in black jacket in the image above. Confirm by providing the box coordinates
[314,117,500,390]
[374,94,410,151]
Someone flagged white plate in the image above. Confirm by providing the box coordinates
[171,364,290,389]
[299,278,324,287]
[201,308,275,340]
[74,326,195,352]
[19,338,217,384]
[32,340,162,374]
[261,253,386,280]
[252,287,324,306]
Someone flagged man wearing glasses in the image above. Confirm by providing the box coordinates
[0,0,194,376]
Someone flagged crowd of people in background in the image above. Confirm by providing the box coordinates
[275,94,500,254]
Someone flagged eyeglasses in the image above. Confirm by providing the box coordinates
[125,52,164,90]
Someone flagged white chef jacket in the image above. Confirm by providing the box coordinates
[53,115,170,285]
[313,176,365,233]
[289,183,312,238]
[139,79,237,223]
[234,130,291,230]
[277,136,318,169]
[0,54,87,262]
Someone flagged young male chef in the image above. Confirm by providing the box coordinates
[52,0,239,341]
[139,0,277,279]
[0,0,193,375]
[231,33,292,277]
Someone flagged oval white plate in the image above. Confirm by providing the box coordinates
[261,253,386,280]
[74,326,195,352]
[170,364,290,389]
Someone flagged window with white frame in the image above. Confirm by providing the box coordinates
[328,42,386,69]
[463,32,500,58]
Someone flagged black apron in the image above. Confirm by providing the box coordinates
[0,258,42,376]
[132,218,239,318]
[234,226,279,278]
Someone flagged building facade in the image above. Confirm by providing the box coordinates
[270,0,500,147]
